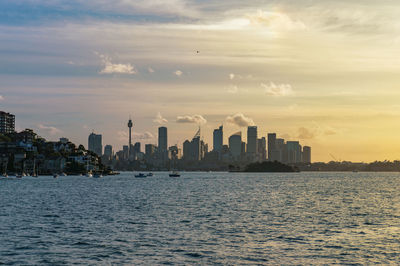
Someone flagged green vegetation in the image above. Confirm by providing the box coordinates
[244,161,298,172]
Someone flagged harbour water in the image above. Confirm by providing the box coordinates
[1,172,400,264]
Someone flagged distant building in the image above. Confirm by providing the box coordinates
[183,128,202,161]
[133,142,141,155]
[303,146,311,163]
[287,141,302,163]
[127,118,133,158]
[229,132,242,160]
[268,133,277,161]
[257,137,266,161]
[123,145,129,160]
[213,125,223,153]
[104,145,113,159]
[158,127,168,153]
[0,111,15,134]
[145,144,157,157]
[88,133,102,156]
[247,126,258,161]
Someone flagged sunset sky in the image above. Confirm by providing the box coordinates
[1,0,400,162]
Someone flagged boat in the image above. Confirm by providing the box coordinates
[53,174,59,178]
[61,172,67,176]
[169,171,180,177]
[135,173,146,178]
[93,172,103,178]
[2,173,8,178]
[16,174,23,179]
[147,173,153,177]
[86,172,93,178]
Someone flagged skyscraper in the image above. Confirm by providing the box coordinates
[0,111,15,134]
[88,132,102,156]
[213,125,223,153]
[303,146,311,163]
[258,137,266,161]
[128,118,133,158]
[287,141,301,163]
[247,126,257,160]
[104,145,113,159]
[267,133,277,161]
[158,127,168,153]
[229,132,242,160]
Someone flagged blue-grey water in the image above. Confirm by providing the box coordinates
[1,172,400,265]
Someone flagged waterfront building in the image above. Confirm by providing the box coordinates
[0,111,15,134]
[287,141,302,164]
[268,133,277,161]
[247,126,258,161]
[213,125,223,153]
[258,137,267,161]
[104,145,113,158]
[88,132,102,156]
[303,146,311,163]
[229,132,242,160]
[133,142,141,154]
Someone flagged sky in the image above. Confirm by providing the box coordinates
[1,0,400,162]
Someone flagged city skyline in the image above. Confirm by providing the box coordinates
[1,1,400,162]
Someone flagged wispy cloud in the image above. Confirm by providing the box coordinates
[226,113,254,127]
[229,73,235,80]
[97,53,137,74]
[133,131,154,140]
[148,67,155,73]
[174,70,183,77]
[176,114,207,124]
[247,10,307,32]
[262,82,293,96]
[297,127,315,140]
[153,112,168,124]
[0,95,4,101]
[227,85,239,94]
[38,124,62,136]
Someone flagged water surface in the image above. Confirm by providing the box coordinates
[1,172,400,264]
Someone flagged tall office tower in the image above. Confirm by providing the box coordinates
[258,137,267,161]
[104,145,113,159]
[213,125,223,153]
[287,141,301,164]
[267,133,277,161]
[229,132,242,160]
[274,138,285,162]
[158,127,168,153]
[0,111,15,134]
[183,140,192,160]
[88,132,102,156]
[303,146,311,163]
[123,145,129,160]
[247,126,258,160]
[127,118,133,158]
[133,142,141,154]
[145,144,156,157]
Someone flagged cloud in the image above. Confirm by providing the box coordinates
[153,112,168,124]
[227,85,239,94]
[148,67,155,73]
[176,114,207,124]
[229,73,235,80]
[97,53,137,74]
[174,70,183,77]
[262,82,293,96]
[297,127,315,140]
[38,124,62,136]
[0,95,4,101]
[118,130,154,141]
[247,10,307,31]
[133,131,154,140]
[225,113,254,127]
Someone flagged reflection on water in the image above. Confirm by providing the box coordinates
[0,172,399,264]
